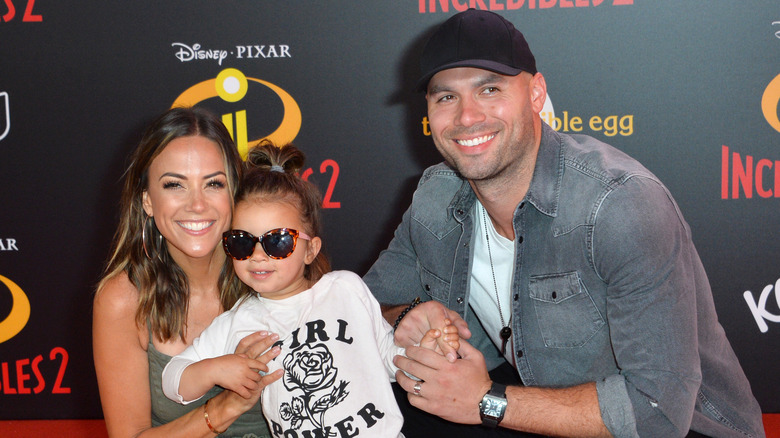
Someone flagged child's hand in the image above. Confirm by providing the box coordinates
[205,353,270,399]
[439,318,460,352]
[418,318,460,363]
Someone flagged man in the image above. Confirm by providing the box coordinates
[363,8,765,438]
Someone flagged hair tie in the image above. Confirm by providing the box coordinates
[270,165,284,173]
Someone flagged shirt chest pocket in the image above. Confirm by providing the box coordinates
[418,265,450,303]
[529,272,605,348]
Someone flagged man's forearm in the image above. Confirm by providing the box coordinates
[501,382,611,437]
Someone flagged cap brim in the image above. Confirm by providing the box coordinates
[416,59,526,92]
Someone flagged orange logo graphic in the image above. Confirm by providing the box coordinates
[762,73,780,133]
[0,275,31,343]
[172,68,302,159]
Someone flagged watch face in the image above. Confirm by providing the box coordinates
[482,395,506,417]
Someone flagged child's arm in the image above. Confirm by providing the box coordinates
[178,354,271,401]
[162,324,283,404]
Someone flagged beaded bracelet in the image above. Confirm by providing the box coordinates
[393,297,421,331]
[204,399,226,435]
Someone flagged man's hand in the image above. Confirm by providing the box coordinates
[393,301,471,360]
[394,339,491,424]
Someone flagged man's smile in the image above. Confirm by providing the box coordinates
[455,134,496,147]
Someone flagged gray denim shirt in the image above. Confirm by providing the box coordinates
[364,123,764,438]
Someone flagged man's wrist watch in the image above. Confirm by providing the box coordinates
[479,382,507,428]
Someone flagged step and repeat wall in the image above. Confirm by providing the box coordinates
[1,1,778,419]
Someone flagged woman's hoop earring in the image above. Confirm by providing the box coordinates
[142,215,163,261]
[142,215,153,260]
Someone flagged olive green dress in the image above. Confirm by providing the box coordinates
[147,334,270,437]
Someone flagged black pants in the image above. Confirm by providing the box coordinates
[393,362,711,437]
[393,362,543,437]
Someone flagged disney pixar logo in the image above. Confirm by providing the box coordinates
[172,43,291,66]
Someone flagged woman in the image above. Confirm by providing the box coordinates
[93,107,279,437]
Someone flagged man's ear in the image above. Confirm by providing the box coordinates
[529,72,547,114]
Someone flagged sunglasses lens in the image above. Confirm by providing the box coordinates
[226,233,257,260]
[262,231,296,259]
[224,229,301,260]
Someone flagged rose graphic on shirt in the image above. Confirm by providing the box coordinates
[279,343,349,434]
[284,343,337,392]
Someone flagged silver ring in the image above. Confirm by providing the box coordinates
[413,381,422,397]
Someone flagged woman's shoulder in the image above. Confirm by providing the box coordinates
[94,271,140,318]
[93,271,148,352]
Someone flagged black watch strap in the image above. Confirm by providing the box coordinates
[479,382,507,428]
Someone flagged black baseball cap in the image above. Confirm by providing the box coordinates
[416,9,537,92]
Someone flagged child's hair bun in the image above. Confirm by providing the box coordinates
[245,140,305,175]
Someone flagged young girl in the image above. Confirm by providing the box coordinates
[162,142,458,438]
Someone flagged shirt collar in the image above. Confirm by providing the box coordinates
[524,122,563,218]
[448,122,564,219]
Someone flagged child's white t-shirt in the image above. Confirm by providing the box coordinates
[162,270,405,438]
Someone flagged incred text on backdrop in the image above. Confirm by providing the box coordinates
[419,0,633,13]
[721,146,780,199]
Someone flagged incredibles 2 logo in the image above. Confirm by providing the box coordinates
[0,275,72,394]
[173,69,341,208]
[419,0,633,13]
[721,72,780,199]
[1,0,42,22]
[0,275,30,343]
[172,68,302,160]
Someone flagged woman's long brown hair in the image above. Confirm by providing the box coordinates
[96,107,244,342]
